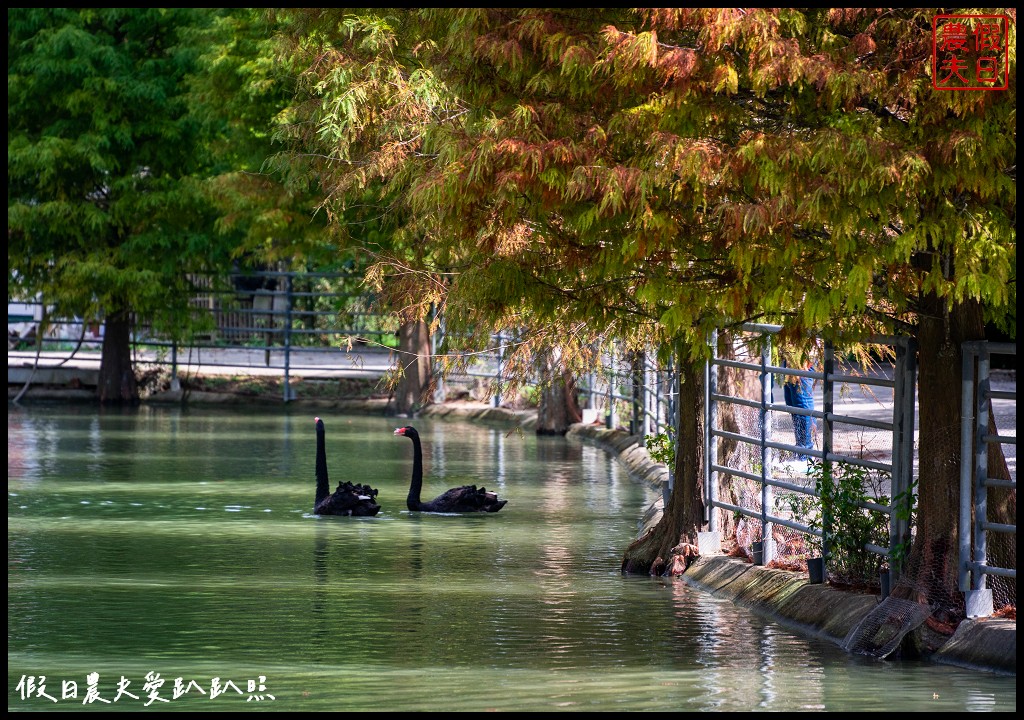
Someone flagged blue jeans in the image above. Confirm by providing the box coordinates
[784,379,815,461]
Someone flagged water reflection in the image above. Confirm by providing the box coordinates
[311,526,330,652]
[7,405,1016,712]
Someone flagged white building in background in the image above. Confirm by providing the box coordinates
[8,297,104,349]
[7,299,41,346]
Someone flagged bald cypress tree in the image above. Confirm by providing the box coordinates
[8,8,229,402]
[276,9,1015,618]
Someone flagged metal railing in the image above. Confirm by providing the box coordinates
[12,271,400,400]
[578,347,678,438]
[705,326,917,583]
[9,272,518,403]
[960,341,1017,617]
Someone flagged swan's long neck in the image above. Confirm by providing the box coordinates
[315,426,330,507]
[407,432,423,511]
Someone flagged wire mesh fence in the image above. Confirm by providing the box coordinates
[704,328,918,595]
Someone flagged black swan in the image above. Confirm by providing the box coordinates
[313,417,381,516]
[393,425,508,513]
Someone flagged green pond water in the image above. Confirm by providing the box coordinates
[7,403,1016,712]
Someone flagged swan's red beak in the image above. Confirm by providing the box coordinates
[394,427,405,436]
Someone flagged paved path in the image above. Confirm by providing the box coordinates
[8,347,396,379]
[765,363,1017,483]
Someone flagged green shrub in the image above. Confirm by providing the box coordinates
[782,461,895,586]
[644,432,675,467]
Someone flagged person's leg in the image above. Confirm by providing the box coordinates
[794,380,815,460]
[784,382,805,459]
[793,414,812,460]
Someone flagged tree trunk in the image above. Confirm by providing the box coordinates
[896,294,986,623]
[393,319,432,416]
[621,353,705,575]
[536,348,582,436]
[97,309,138,404]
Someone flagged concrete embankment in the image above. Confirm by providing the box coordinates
[419,401,538,431]
[563,422,1016,678]
[683,556,1016,676]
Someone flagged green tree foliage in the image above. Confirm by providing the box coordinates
[275,7,1013,365]
[8,8,229,401]
[270,9,485,414]
[192,9,339,273]
[269,10,454,301]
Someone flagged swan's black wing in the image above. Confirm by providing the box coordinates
[315,481,381,516]
[429,485,507,513]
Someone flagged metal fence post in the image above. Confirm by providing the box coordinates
[891,337,915,580]
[959,344,976,593]
[605,343,616,429]
[821,341,835,562]
[666,347,678,502]
[492,331,502,408]
[283,273,294,402]
[630,351,643,436]
[645,353,655,436]
[706,330,718,530]
[974,347,991,592]
[759,338,773,563]
[667,348,678,486]
[431,307,446,404]
[649,358,657,435]
[822,341,834,466]
[585,341,598,422]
